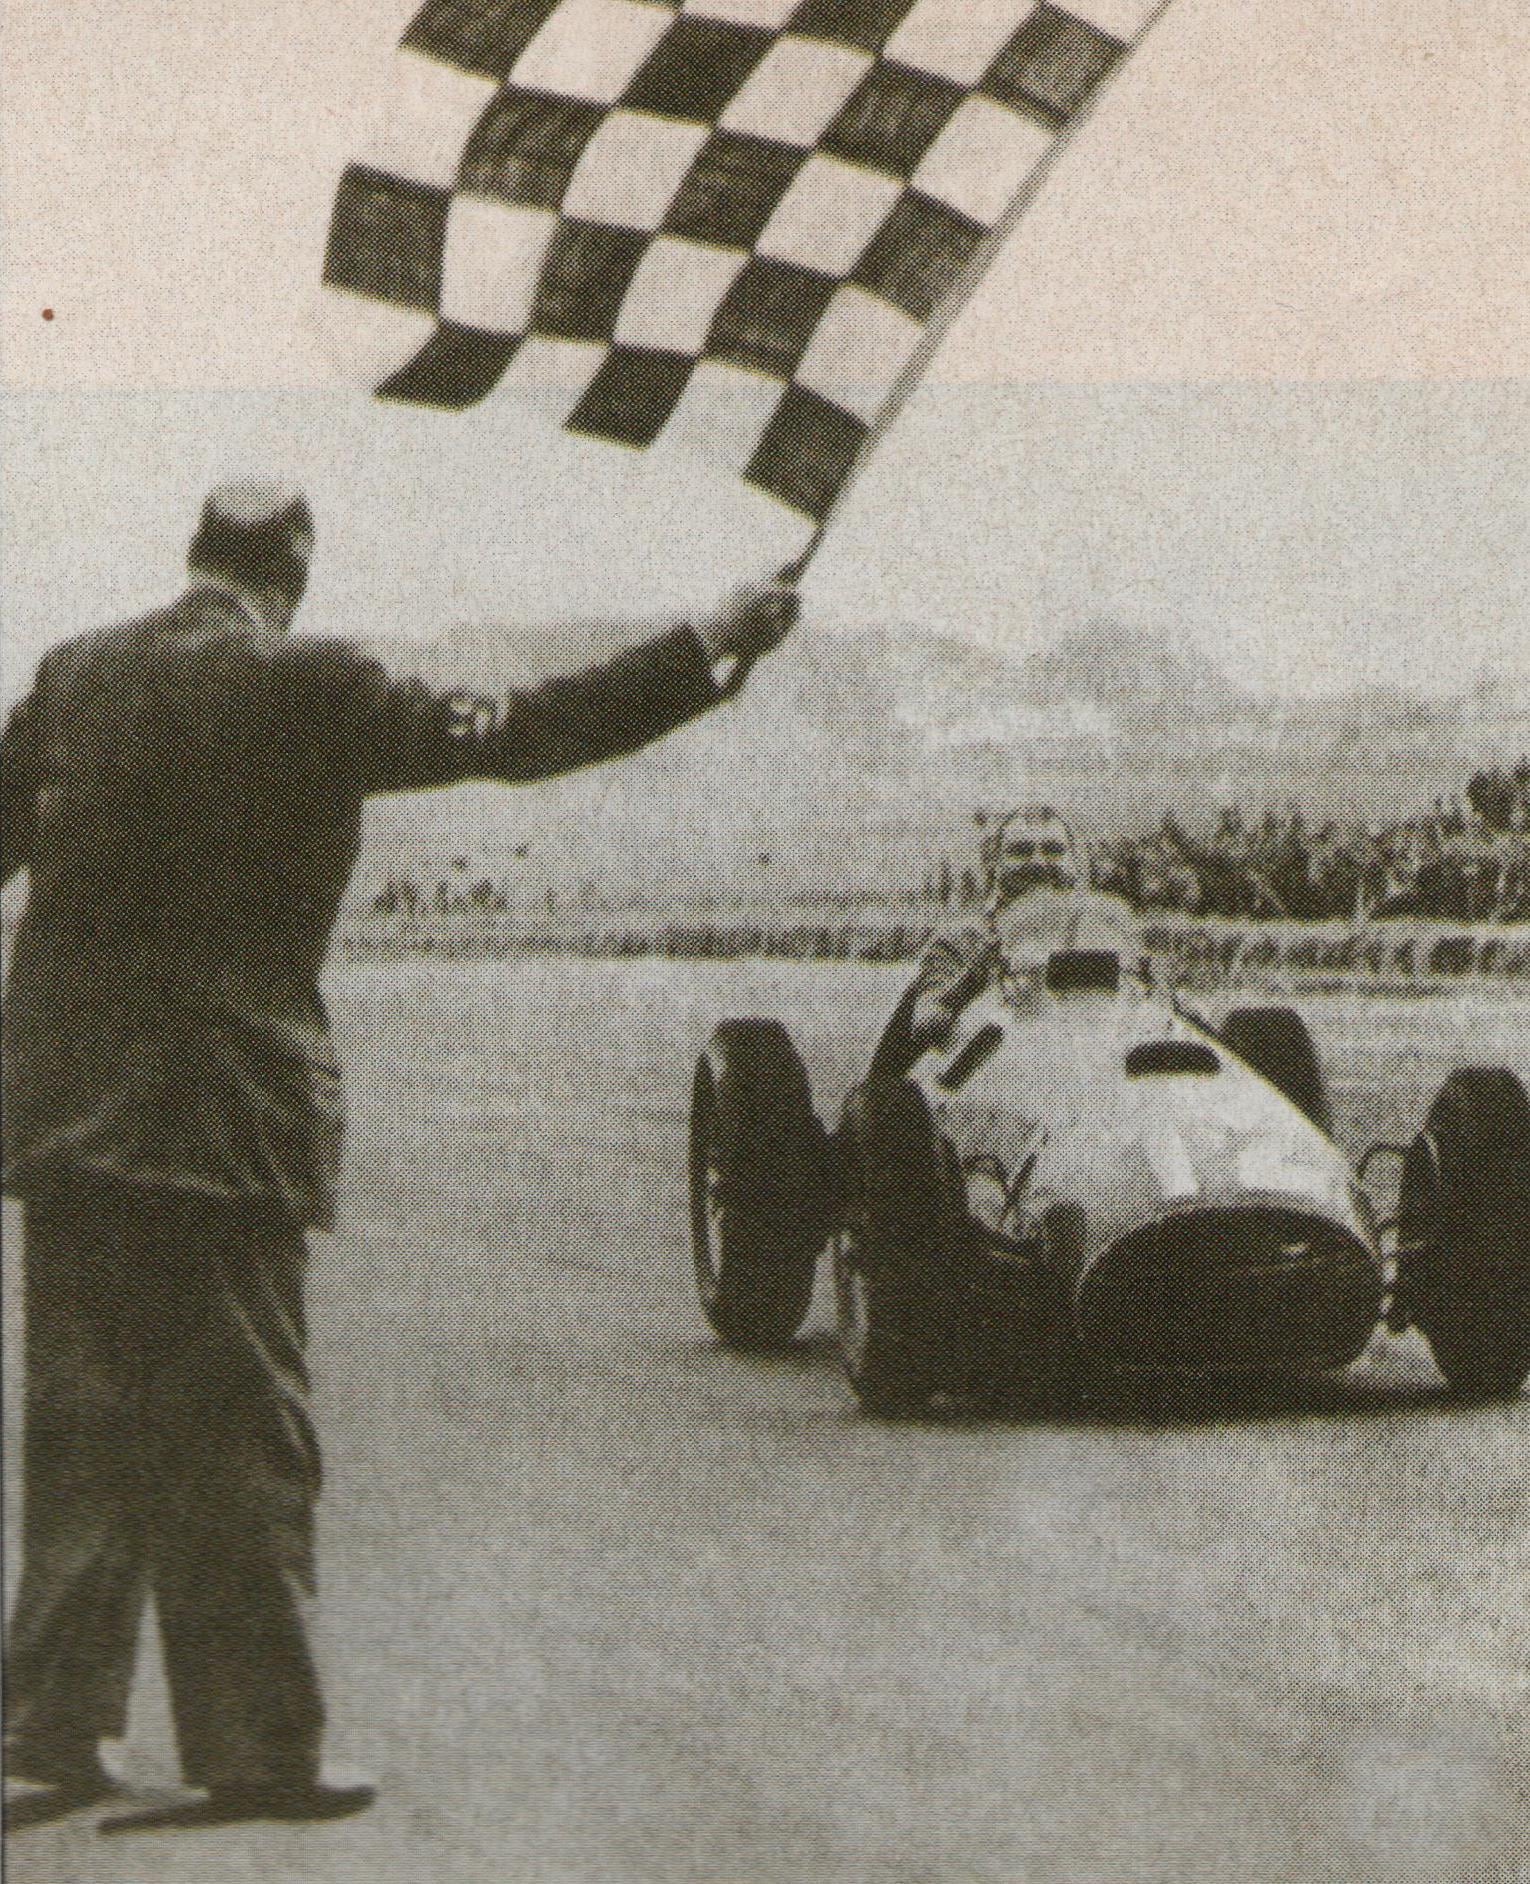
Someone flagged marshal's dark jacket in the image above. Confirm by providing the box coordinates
[0,586,724,1227]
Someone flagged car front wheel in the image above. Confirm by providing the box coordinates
[833,1079,958,1416]
[1397,1066,1530,1400]
[690,1020,826,1349]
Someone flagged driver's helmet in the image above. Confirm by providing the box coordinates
[982,804,1081,905]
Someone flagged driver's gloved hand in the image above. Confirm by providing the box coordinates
[908,990,959,1054]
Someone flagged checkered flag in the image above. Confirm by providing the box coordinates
[324,0,1170,530]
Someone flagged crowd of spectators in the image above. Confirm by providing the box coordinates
[368,767,1530,927]
[1087,764,1530,921]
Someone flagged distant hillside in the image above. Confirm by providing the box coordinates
[353,617,1528,906]
[1018,619,1252,713]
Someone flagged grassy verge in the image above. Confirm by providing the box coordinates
[339,908,1530,985]
[1137,918,1529,989]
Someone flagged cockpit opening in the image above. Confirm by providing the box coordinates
[1044,949,1122,995]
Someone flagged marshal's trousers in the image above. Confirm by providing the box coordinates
[5,1175,325,1790]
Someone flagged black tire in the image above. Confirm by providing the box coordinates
[1397,1067,1530,1400]
[690,1021,826,1348]
[832,1079,959,1415]
[1013,1205,1088,1400]
[1222,1006,1333,1136]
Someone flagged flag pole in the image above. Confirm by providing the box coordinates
[775,1,1177,589]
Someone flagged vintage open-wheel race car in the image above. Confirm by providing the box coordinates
[687,946,1530,1415]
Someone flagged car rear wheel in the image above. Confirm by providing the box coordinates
[690,1020,826,1349]
[1222,1006,1332,1135]
[1397,1067,1530,1400]
[832,1079,959,1416]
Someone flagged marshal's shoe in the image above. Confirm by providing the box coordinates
[4,1743,121,1829]
[203,1769,377,1823]
[98,1766,376,1833]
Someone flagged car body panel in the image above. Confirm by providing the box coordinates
[898,960,1384,1372]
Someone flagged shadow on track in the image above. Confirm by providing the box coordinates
[671,1330,841,1376]
[946,1366,1455,1435]
[672,1331,1505,1434]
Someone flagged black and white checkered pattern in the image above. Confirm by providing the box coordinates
[324,0,1166,523]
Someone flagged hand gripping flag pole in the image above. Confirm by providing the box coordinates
[323,0,1179,590]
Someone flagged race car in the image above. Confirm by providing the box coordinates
[687,946,1530,1414]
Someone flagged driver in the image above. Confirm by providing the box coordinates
[897,806,1139,1063]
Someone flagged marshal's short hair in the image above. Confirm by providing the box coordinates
[188,480,315,603]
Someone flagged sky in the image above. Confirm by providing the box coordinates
[3,0,1528,698]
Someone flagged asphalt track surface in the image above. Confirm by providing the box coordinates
[5,959,1528,1884]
